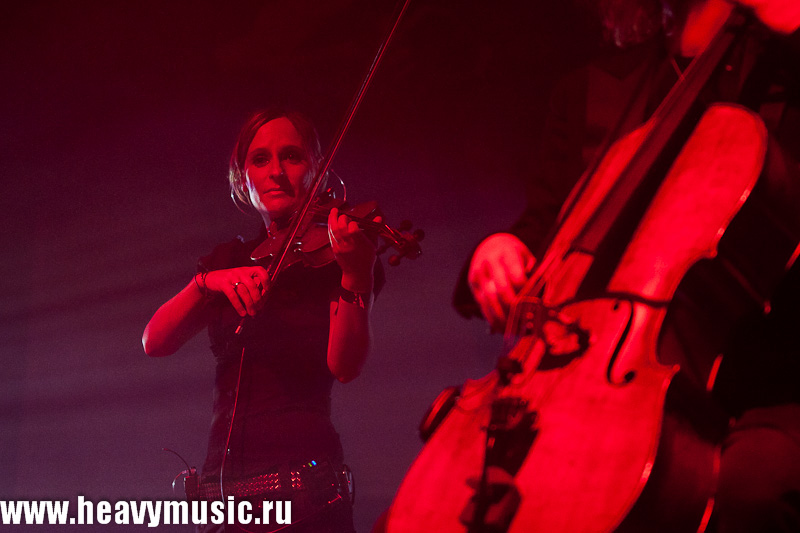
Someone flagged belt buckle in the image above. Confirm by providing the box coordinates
[341,464,355,506]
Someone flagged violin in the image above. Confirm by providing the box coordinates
[231,0,414,342]
[250,195,424,270]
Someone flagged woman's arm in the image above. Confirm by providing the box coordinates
[326,208,377,383]
[142,276,218,357]
[142,266,268,357]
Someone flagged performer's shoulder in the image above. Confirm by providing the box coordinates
[198,232,262,272]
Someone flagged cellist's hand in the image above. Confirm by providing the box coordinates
[468,233,535,331]
[732,0,800,34]
[328,207,377,292]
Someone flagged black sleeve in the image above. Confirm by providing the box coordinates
[508,72,588,257]
[452,70,589,318]
[197,236,249,273]
[784,26,800,55]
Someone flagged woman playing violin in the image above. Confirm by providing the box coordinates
[456,0,800,530]
[143,108,383,532]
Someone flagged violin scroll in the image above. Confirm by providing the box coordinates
[313,198,423,266]
[379,218,424,266]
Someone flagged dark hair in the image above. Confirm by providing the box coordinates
[228,108,323,207]
[596,0,676,48]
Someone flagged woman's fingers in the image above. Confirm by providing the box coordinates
[221,284,248,316]
[328,208,359,251]
[204,266,269,316]
[328,208,377,281]
[238,279,261,315]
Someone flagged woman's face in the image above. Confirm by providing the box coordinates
[244,117,312,222]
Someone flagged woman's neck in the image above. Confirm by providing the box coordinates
[263,213,293,234]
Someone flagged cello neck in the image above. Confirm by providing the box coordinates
[573,9,749,254]
[513,8,750,311]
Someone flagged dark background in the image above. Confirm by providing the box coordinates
[0,1,598,530]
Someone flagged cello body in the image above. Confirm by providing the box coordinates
[387,104,770,532]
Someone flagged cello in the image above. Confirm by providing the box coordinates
[386,8,800,533]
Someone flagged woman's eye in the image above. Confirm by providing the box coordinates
[283,150,304,162]
[252,156,268,166]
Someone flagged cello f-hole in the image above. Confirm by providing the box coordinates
[606,299,637,386]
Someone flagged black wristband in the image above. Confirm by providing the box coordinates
[339,287,371,309]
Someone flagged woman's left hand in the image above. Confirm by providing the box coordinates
[328,207,377,292]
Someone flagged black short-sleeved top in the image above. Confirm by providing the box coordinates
[197,232,384,480]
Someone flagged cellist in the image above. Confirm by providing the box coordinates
[455,0,800,530]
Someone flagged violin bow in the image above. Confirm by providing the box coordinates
[265,0,414,286]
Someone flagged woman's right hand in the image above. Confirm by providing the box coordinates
[203,266,269,317]
[468,233,535,331]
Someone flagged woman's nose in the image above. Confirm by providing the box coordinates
[267,159,284,178]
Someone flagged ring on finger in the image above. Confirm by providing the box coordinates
[233,282,242,291]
